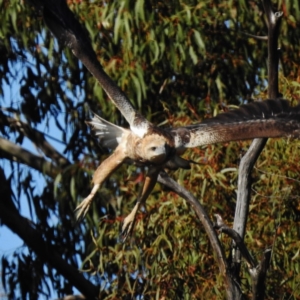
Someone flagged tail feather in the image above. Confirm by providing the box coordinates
[87,113,128,149]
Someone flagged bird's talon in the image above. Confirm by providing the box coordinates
[120,203,140,242]
[74,184,101,222]
[74,203,87,222]
[121,218,135,242]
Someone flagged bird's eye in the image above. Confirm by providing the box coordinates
[150,146,157,151]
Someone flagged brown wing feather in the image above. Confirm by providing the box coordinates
[42,0,150,136]
[171,99,300,148]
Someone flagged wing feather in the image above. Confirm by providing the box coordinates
[41,0,150,137]
[170,99,300,149]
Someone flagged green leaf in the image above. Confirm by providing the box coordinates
[189,45,197,64]
[130,73,142,108]
[54,173,62,199]
[134,0,145,24]
[193,29,206,53]
[70,176,76,201]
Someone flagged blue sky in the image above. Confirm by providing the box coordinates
[0,44,80,298]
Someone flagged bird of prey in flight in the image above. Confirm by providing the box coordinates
[38,0,300,241]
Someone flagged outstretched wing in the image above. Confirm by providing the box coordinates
[40,0,150,137]
[170,99,300,149]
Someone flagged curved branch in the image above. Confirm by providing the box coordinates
[157,172,242,299]
[214,214,256,268]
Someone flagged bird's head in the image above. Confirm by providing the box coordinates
[139,134,173,164]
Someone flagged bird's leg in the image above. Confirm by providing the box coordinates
[121,167,160,241]
[75,147,126,221]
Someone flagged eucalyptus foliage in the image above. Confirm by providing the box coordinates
[0,0,300,298]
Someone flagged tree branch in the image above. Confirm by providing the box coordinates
[214,214,272,300]
[250,249,272,300]
[233,0,283,241]
[232,0,283,297]
[0,113,70,167]
[157,172,243,300]
[214,214,256,269]
[0,137,59,178]
[234,138,267,239]
[262,0,283,98]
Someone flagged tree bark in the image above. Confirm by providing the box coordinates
[232,0,282,298]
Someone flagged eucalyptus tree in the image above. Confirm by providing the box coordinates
[1,0,300,299]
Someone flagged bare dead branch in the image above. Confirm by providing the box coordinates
[263,0,283,98]
[157,172,243,300]
[0,137,59,178]
[232,0,283,298]
[214,214,256,268]
[232,137,267,298]
[250,249,272,300]
[234,138,267,238]
[233,0,283,242]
